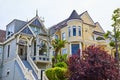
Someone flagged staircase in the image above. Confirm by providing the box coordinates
[15,61,26,80]
[16,54,50,80]
[22,60,38,80]
[16,55,35,80]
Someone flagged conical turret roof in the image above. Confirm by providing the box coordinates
[68,10,80,20]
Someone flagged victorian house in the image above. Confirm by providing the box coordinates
[0,10,111,80]
[0,14,52,80]
[49,10,111,56]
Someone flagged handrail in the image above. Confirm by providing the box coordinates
[16,55,35,80]
[28,56,41,79]
[16,55,27,74]
[43,71,49,80]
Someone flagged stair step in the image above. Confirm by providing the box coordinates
[22,60,38,80]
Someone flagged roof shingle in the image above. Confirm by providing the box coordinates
[0,29,6,43]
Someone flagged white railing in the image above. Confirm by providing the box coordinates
[32,56,51,62]
[43,72,49,80]
[28,56,41,79]
[16,55,35,80]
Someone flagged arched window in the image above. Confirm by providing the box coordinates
[39,40,48,56]
[73,26,76,36]
[68,27,71,37]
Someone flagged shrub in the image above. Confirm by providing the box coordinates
[45,67,67,80]
[67,46,120,80]
[45,68,56,80]
[54,67,67,80]
[55,62,67,68]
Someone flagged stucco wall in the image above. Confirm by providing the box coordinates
[2,60,25,80]
[4,39,17,60]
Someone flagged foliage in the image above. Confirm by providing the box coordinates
[55,62,67,68]
[45,68,55,80]
[104,8,120,60]
[45,67,67,80]
[52,39,67,63]
[67,46,120,80]
[54,67,67,80]
[52,54,68,67]
[112,8,120,27]
[56,54,67,63]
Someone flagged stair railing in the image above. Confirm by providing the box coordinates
[28,55,41,79]
[16,55,35,80]
[42,71,49,80]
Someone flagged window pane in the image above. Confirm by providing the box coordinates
[68,27,71,37]
[62,49,67,55]
[8,45,10,57]
[62,33,66,40]
[55,35,58,39]
[71,44,79,55]
[73,26,76,36]
[78,26,81,36]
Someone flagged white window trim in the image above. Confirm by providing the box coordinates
[78,26,82,36]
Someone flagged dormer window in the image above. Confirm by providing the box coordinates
[7,25,14,38]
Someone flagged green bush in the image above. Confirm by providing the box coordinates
[54,67,67,80]
[45,67,67,80]
[55,62,67,68]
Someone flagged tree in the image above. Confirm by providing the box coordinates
[67,46,120,80]
[52,39,67,63]
[104,8,120,61]
[112,8,120,61]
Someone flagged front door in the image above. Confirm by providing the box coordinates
[71,44,79,55]
[18,45,27,60]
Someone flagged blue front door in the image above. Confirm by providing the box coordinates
[71,44,79,55]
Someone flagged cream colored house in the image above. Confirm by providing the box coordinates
[49,10,111,56]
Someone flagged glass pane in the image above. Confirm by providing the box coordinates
[73,26,76,36]
[71,44,79,55]
[78,26,81,36]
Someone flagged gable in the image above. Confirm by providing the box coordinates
[80,11,95,25]
[94,22,105,33]
[21,27,33,35]
[31,18,42,27]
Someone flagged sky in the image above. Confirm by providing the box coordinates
[0,0,120,32]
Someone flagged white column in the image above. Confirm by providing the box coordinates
[79,42,82,57]
[69,43,71,55]
[16,35,20,55]
[36,37,39,60]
